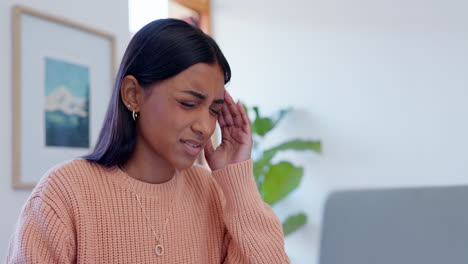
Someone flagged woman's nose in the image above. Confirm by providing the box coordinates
[192,112,215,137]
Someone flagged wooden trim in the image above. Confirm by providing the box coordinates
[172,0,212,35]
[12,6,24,188]
[11,5,117,188]
[173,0,209,14]
[13,5,117,77]
[14,5,116,43]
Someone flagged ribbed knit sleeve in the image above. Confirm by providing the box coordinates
[6,197,76,263]
[212,159,291,264]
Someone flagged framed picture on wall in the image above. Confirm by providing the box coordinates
[11,5,116,188]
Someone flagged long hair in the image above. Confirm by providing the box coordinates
[82,19,231,167]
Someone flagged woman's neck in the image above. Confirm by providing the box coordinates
[122,139,176,184]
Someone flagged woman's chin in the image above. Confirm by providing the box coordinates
[172,157,198,170]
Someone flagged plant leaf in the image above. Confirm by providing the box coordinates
[282,213,307,236]
[252,117,273,136]
[265,139,322,156]
[254,139,320,184]
[252,106,260,118]
[253,151,275,182]
[261,161,303,205]
[250,106,293,137]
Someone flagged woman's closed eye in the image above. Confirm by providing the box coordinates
[179,101,221,116]
[180,101,195,107]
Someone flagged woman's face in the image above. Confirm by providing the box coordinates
[137,63,225,169]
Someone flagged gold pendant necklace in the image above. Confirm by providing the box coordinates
[122,165,180,257]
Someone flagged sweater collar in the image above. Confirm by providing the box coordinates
[111,166,183,198]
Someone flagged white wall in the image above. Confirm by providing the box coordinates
[0,0,129,261]
[212,0,468,263]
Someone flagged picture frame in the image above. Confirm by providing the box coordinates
[11,5,116,188]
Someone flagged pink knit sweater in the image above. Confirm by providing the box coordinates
[7,158,290,263]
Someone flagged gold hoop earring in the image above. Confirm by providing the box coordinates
[132,111,138,121]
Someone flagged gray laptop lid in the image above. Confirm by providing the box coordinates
[319,185,468,264]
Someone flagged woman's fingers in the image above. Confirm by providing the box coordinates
[221,90,234,126]
[222,90,243,127]
[218,109,227,127]
[225,90,243,127]
[218,108,232,140]
[236,101,251,133]
[204,137,215,156]
[221,102,234,126]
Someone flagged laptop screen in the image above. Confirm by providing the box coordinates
[319,185,468,264]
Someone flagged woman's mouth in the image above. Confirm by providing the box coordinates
[180,139,202,156]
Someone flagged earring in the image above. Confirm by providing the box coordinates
[132,110,138,121]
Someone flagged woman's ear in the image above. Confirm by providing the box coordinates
[120,75,143,111]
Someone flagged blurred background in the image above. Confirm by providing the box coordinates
[2,0,468,263]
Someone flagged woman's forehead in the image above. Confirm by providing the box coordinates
[169,64,225,96]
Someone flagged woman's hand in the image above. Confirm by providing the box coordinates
[204,90,252,171]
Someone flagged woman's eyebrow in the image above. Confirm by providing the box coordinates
[182,90,205,99]
[182,90,224,104]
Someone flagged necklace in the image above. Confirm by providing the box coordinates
[120,165,180,257]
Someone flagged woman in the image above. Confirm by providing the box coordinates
[7,19,290,263]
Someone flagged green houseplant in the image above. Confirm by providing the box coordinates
[244,105,321,236]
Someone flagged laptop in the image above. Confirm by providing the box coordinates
[319,185,468,264]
